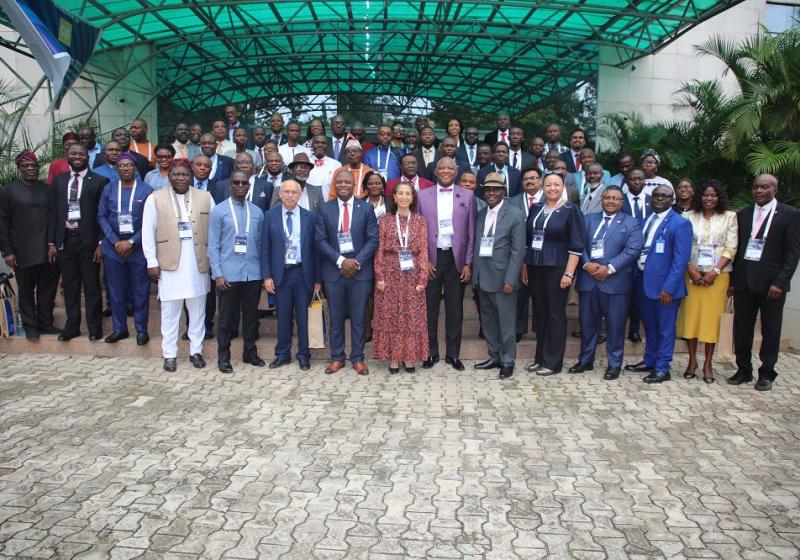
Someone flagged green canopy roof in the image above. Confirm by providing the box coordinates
[3,0,742,114]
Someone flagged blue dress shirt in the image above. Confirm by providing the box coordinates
[208,198,264,282]
[282,205,302,263]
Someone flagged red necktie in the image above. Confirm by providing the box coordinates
[342,202,350,233]
[575,153,581,171]
[501,131,507,143]
[528,194,535,209]
[258,147,263,161]
[315,159,324,167]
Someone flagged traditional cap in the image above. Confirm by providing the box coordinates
[641,148,661,164]
[169,158,192,172]
[62,132,79,143]
[345,138,362,152]
[482,172,507,189]
[116,152,137,165]
[288,152,314,169]
[15,151,38,166]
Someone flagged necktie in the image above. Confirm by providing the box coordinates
[425,149,433,166]
[439,187,453,192]
[196,181,204,190]
[633,196,642,221]
[597,216,611,239]
[315,159,324,167]
[574,153,581,171]
[286,211,293,239]
[642,215,657,246]
[258,147,264,165]
[753,206,766,238]
[69,173,79,202]
[528,194,535,210]
[501,131,507,143]
[334,138,341,159]
[342,202,349,233]
[469,146,475,164]
[513,152,518,169]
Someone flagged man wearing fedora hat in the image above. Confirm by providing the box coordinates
[472,172,527,379]
[271,153,325,214]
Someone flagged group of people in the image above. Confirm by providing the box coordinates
[0,108,797,392]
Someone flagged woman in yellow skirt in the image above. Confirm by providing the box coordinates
[676,180,738,383]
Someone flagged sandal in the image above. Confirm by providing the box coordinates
[683,368,697,380]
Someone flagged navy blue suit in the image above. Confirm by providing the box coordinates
[262,205,321,362]
[215,177,274,213]
[476,165,521,199]
[97,181,153,334]
[577,212,643,367]
[636,210,692,372]
[315,197,379,363]
[620,192,652,338]
[211,155,235,182]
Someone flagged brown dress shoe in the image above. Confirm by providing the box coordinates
[325,361,345,374]
[353,362,370,375]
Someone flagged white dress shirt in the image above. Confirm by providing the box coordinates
[483,200,503,237]
[626,191,645,218]
[278,143,311,165]
[436,184,455,249]
[309,155,339,200]
[751,198,778,238]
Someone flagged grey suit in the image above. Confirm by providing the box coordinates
[472,202,527,365]
[580,184,608,215]
[270,182,324,214]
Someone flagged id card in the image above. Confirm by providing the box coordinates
[439,218,454,236]
[399,250,414,271]
[655,240,665,254]
[118,213,134,234]
[479,236,494,257]
[591,238,604,259]
[67,201,81,221]
[178,221,192,239]
[531,230,544,251]
[338,232,354,253]
[744,238,764,262]
[378,169,388,181]
[285,244,299,265]
[234,235,248,254]
[697,245,716,267]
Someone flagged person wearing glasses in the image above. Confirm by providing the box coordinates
[570,185,642,379]
[144,144,176,190]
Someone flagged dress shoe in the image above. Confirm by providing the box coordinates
[597,334,607,344]
[727,371,754,385]
[422,357,439,369]
[643,371,671,383]
[536,367,559,376]
[136,332,149,346]
[603,366,621,380]
[163,358,177,372]
[189,353,206,369]
[204,329,215,340]
[629,332,642,343]
[403,363,416,373]
[568,362,593,374]
[244,356,266,367]
[353,362,369,375]
[102,307,112,317]
[389,366,400,374]
[269,357,291,369]
[755,378,773,391]
[25,329,40,341]
[364,334,372,343]
[474,359,501,370]
[571,330,581,338]
[88,333,102,341]
[218,362,233,374]
[58,331,81,342]
[299,360,311,371]
[325,361,345,374]
[445,356,465,371]
[625,361,655,373]
[525,362,541,372]
[37,324,63,335]
[499,365,514,379]
[104,331,129,343]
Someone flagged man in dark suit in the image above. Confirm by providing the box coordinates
[409,126,437,171]
[50,143,109,341]
[268,112,288,145]
[423,137,470,183]
[198,133,234,183]
[559,128,587,174]
[620,167,652,343]
[483,113,511,146]
[476,143,521,198]
[508,127,535,173]
[93,128,152,178]
[327,114,349,164]
[315,170,379,375]
[262,179,321,371]
[472,173,526,379]
[571,185,643,379]
[624,185,692,383]
[729,174,800,391]
[509,167,543,340]
[214,152,273,213]
[223,104,255,148]
[457,127,481,172]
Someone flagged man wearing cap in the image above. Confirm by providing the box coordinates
[472,172,526,379]
[328,141,374,200]
[271,153,324,213]
[214,152,273,213]
[0,152,61,339]
[142,159,215,372]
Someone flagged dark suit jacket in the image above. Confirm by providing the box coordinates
[210,155,235,182]
[483,129,510,146]
[326,136,350,164]
[560,150,581,174]
[93,151,151,179]
[50,170,109,250]
[508,150,535,173]
[215,177,274,213]
[621,193,652,224]
[314,197,379,283]
[577,212,643,294]
[732,201,800,293]
[261,205,321,292]
[476,166,521,199]
[268,132,288,146]
[640,210,692,299]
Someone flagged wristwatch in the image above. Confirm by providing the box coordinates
[563,271,574,278]
[712,267,721,275]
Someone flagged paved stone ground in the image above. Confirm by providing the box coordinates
[1,352,800,559]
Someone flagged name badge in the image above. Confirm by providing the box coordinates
[234,235,247,254]
[338,232,354,253]
[439,218,454,236]
[378,169,388,181]
[744,238,764,262]
[67,201,81,221]
[399,250,414,271]
[479,236,494,257]
[655,240,665,254]
[697,245,716,267]
[591,238,604,259]
[285,244,299,265]
[118,213,134,234]
[531,230,544,250]
[178,221,192,239]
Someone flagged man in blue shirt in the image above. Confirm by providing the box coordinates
[208,170,265,373]
[363,125,401,181]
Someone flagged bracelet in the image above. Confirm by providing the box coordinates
[563,271,574,278]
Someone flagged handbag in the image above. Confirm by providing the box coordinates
[0,282,16,337]
[308,288,328,349]
[717,296,734,361]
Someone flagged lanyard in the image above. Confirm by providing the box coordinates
[169,187,192,220]
[228,197,251,237]
[753,205,776,239]
[246,177,255,201]
[117,181,136,214]
[593,215,614,239]
[396,212,411,248]
[377,147,391,170]
[352,166,364,195]
[131,140,152,161]
[533,200,565,230]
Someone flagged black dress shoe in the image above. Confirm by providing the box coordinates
[499,365,514,379]
[568,362,593,374]
[643,371,671,383]
[189,353,206,369]
[571,330,581,338]
[727,372,754,385]
[25,329,40,341]
[475,359,501,370]
[603,366,621,380]
[204,329,215,340]
[37,325,63,335]
[88,333,102,341]
[389,366,400,374]
[163,358,177,372]
[102,307,112,317]
[445,356,465,371]
[629,333,642,343]
[422,357,439,369]
[58,331,81,342]
[478,329,484,340]
[244,356,266,367]
[299,360,311,371]
[625,361,655,373]
[104,331,129,343]
[269,357,291,369]
[136,332,150,346]
[403,363,416,373]
[597,334,607,344]
[755,378,773,391]
[218,362,233,374]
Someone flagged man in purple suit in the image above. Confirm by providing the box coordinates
[417,157,477,371]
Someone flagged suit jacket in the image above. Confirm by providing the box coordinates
[579,185,608,215]
[508,150,535,173]
[270,182,324,214]
[314,197,379,283]
[423,158,470,183]
[50,170,109,250]
[416,184,476,271]
[211,155,235,182]
[476,166,521,199]
[472,203,526,292]
[483,130,510,146]
[573,170,613,196]
[560,150,580,174]
[408,146,437,170]
[640,210,693,300]
[261,205,321,293]
[326,136,349,164]
[577,212,643,294]
[215,177,274,213]
[268,132,288,146]
[93,151,151,179]
[621,193,652,224]
[732,201,800,293]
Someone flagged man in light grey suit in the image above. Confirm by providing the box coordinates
[472,172,527,379]
[270,153,324,213]
[579,163,608,215]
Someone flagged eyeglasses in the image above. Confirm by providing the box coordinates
[543,170,564,176]
[230,180,249,185]
[602,196,623,201]
[651,192,673,198]
[156,154,173,159]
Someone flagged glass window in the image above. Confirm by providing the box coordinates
[764,3,800,33]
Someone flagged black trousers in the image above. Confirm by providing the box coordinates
[426,249,465,359]
[734,288,786,381]
[15,262,59,332]
[528,265,569,371]
[59,234,102,336]
[516,281,536,335]
[216,280,261,363]
[628,268,642,336]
